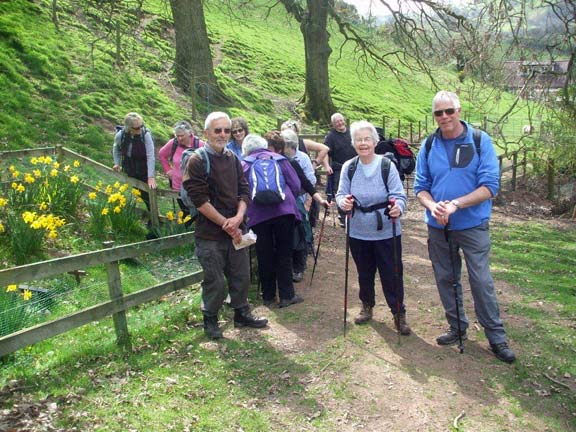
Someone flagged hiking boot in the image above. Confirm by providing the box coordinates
[490,342,516,364]
[393,312,412,336]
[278,294,304,308]
[354,303,373,325]
[234,306,268,328]
[436,328,467,346]
[203,314,223,340]
[292,272,304,283]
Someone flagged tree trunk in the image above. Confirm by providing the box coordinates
[169,0,230,110]
[301,0,336,124]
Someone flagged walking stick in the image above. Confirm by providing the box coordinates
[309,203,329,287]
[343,210,351,336]
[445,224,465,354]
[389,197,401,345]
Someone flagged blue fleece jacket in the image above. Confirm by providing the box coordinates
[413,121,499,230]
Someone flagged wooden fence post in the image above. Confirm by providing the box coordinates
[149,189,159,229]
[103,241,132,352]
[511,151,518,191]
[547,159,555,200]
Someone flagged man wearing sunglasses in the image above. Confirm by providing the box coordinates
[413,91,516,364]
[182,112,268,339]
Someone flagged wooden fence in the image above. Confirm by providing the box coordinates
[0,232,201,357]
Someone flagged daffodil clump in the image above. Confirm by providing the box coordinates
[153,210,192,237]
[0,284,34,337]
[85,181,146,239]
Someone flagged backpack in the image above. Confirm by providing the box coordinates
[346,155,393,231]
[179,146,210,220]
[170,136,200,163]
[424,127,482,161]
[243,153,287,205]
[374,127,416,180]
[116,125,150,157]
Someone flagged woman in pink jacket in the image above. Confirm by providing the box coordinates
[158,120,204,218]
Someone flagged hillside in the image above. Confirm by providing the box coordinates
[0,0,446,165]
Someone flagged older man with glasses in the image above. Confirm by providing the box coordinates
[182,112,268,339]
[414,91,515,363]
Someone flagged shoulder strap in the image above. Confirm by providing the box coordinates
[193,136,200,149]
[472,128,482,157]
[424,133,435,162]
[169,138,179,162]
[347,156,359,181]
[197,146,210,177]
[380,156,391,194]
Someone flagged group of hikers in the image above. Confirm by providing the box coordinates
[112,90,516,364]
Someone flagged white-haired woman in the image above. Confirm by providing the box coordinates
[336,120,411,335]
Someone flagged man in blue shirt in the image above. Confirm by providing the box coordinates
[413,91,515,363]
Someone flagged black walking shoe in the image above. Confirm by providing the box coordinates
[292,272,304,283]
[490,342,516,364]
[203,314,223,340]
[234,307,268,328]
[436,328,467,346]
[278,295,304,308]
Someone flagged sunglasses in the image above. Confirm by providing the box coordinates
[232,128,244,135]
[433,108,457,117]
[213,128,231,134]
[131,125,143,130]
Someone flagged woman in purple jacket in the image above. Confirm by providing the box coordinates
[242,132,303,308]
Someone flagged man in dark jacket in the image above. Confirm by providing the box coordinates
[182,112,267,339]
[324,113,356,227]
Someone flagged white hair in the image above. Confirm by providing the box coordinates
[242,134,268,156]
[432,91,461,111]
[281,129,299,150]
[349,120,379,145]
[204,112,231,130]
[331,112,345,125]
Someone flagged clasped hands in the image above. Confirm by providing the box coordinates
[431,200,457,226]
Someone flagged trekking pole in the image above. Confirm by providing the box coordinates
[444,224,465,354]
[309,203,329,288]
[343,209,352,337]
[389,197,401,345]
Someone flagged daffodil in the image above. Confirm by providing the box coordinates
[88,192,97,200]
[131,188,141,197]
[0,223,4,233]
[39,202,48,211]
[105,185,113,195]
[166,211,175,221]
[30,157,38,165]
[52,162,60,169]
[63,165,71,172]
[48,230,58,239]
[101,208,109,216]
[22,211,36,223]
[6,284,17,292]
[11,182,18,189]
[70,175,79,184]
[12,170,20,178]
[33,169,42,178]
[73,160,80,168]
[9,165,15,172]
[24,173,35,184]
[119,184,128,193]
[16,184,25,193]
[113,206,122,214]
[114,181,121,189]
[50,169,58,177]
[22,289,32,301]
[0,197,7,207]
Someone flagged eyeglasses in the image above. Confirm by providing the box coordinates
[355,136,374,144]
[232,128,244,135]
[131,125,143,130]
[433,108,457,117]
[213,128,231,134]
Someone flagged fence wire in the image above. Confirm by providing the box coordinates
[0,252,202,338]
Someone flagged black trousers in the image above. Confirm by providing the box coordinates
[349,236,406,314]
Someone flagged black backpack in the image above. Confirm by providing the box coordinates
[374,127,416,180]
[179,147,210,220]
[116,125,150,157]
[169,136,200,163]
[347,155,392,230]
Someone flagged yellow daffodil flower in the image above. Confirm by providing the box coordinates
[0,223,5,233]
[73,160,80,167]
[0,197,7,207]
[6,284,17,292]
[101,208,109,215]
[63,165,71,172]
[33,169,41,178]
[88,192,97,200]
[16,184,25,193]
[166,211,175,221]
[113,206,121,214]
[39,202,48,211]
[50,169,58,177]
[70,175,79,184]
[23,289,32,301]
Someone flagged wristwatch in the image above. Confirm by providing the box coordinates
[450,199,461,209]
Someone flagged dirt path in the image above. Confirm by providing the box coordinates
[245,203,569,431]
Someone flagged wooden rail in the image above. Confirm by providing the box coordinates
[0,232,201,357]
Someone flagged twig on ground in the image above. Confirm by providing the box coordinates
[453,411,466,429]
[543,373,571,389]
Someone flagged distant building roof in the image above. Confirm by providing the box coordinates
[503,60,570,91]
